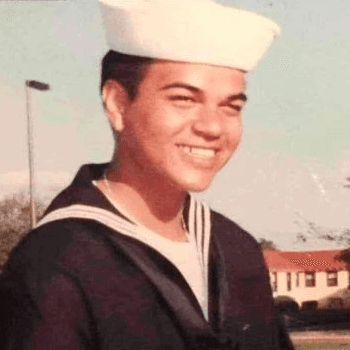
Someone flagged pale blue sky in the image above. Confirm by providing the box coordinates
[1,0,349,249]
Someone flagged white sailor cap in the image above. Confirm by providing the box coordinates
[100,0,280,72]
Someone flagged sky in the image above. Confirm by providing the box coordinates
[0,0,349,250]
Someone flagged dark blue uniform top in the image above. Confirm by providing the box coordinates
[0,164,294,350]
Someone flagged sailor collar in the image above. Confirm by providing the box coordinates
[37,163,212,286]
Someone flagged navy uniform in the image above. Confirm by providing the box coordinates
[0,164,293,349]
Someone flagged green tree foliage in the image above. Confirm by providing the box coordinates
[296,220,350,246]
[259,238,278,251]
[295,213,350,269]
[335,249,350,270]
[0,193,45,269]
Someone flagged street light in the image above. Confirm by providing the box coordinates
[26,80,50,91]
[25,80,50,229]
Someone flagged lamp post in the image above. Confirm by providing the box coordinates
[25,80,50,229]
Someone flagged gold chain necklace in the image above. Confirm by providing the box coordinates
[103,169,189,241]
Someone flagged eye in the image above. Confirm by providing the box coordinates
[221,104,243,116]
[169,95,194,102]
[168,95,196,108]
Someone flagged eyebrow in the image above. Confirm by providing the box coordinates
[226,93,248,103]
[160,83,200,94]
[160,82,247,103]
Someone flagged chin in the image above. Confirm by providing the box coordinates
[176,174,215,193]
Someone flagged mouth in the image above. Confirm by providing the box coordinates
[178,145,217,159]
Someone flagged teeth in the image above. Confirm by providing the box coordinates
[181,146,215,158]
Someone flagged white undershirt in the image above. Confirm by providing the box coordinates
[133,225,208,319]
[93,181,208,319]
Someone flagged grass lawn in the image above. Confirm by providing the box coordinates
[291,330,350,350]
[294,343,350,350]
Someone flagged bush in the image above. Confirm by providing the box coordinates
[274,296,299,313]
[0,193,45,269]
[301,301,318,311]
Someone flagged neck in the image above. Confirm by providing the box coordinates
[102,164,188,241]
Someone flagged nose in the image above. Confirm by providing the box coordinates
[191,105,223,139]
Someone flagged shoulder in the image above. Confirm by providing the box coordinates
[2,218,150,312]
[209,209,266,271]
[5,218,119,276]
[210,209,260,250]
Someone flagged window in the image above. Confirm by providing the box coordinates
[305,272,316,287]
[287,272,291,291]
[271,272,277,292]
[327,271,338,287]
[296,272,300,287]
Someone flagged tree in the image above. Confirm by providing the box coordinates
[259,238,278,251]
[0,193,45,269]
[335,249,350,270]
[294,175,350,244]
[295,220,350,246]
[294,217,350,271]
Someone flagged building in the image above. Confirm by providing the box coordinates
[264,250,350,310]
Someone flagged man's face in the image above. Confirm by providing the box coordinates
[117,60,246,193]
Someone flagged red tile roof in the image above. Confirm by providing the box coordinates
[263,250,300,271]
[263,250,348,272]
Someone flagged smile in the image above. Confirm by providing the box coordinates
[179,145,216,159]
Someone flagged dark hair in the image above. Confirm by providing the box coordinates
[100,50,154,100]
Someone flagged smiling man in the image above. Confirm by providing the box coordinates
[0,1,294,349]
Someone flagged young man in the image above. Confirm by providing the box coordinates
[0,0,294,349]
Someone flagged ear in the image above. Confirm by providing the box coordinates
[102,80,129,132]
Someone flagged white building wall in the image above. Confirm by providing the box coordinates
[270,270,350,309]
[339,270,349,288]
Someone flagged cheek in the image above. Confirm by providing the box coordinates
[226,119,243,151]
[237,122,243,144]
[139,109,186,140]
